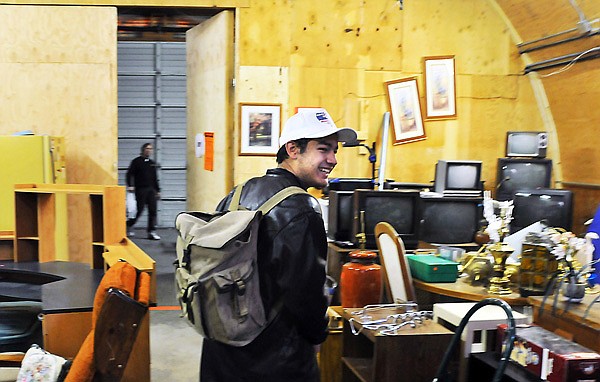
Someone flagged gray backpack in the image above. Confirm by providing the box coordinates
[174,184,307,346]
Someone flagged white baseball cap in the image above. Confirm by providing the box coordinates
[279,108,358,148]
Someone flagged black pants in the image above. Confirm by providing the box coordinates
[127,187,157,232]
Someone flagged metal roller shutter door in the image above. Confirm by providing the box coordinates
[117,41,187,228]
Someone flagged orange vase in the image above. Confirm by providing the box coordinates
[340,250,382,308]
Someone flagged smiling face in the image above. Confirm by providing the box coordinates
[281,135,339,189]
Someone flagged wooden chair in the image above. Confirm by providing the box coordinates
[374,222,417,304]
[0,261,150,382]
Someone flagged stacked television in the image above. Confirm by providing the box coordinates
[496,131,573,233]
[327,167,485,249]
[425,159,485,245]
[326,131,575,249]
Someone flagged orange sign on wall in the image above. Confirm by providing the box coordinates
[204,132,214,171]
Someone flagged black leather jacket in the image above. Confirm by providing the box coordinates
[200,168,329,382]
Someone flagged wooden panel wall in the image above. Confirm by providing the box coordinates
[0,1,597,233]
[0,5,117,256]
[186,11,234,212]
[0,6,118,186]
[234,0,543,191]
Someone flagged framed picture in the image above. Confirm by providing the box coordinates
[239,103,282,156]
[423,56,456,119]
[384,77,426,145]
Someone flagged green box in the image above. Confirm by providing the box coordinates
[406,255,459,283]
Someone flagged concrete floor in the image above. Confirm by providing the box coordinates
[129,227,203,382]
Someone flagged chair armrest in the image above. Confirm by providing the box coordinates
[0,352,24,367]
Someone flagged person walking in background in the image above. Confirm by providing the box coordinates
[199,108,357,382]
[126,142,161,240]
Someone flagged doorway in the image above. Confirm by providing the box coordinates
[116,8,218,227]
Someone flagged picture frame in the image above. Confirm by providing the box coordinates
[423,56,456,119]
[239,103,282,156]
[384,77,426,145]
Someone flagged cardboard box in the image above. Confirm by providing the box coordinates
[406,255,459,283]
[497,324,600,382]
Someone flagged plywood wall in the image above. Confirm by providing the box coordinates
[0,5,118,185]
[186,11,234,212]
[234,0,543,189]
[0,0,597,233]
[0,5,117,258]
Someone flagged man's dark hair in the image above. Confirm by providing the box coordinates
[141,142,152,154]
[276,138,310,164]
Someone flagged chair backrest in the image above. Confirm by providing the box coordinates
[93,288,148,381]
[375,222,416,304]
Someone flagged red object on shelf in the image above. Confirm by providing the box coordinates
[340,250,382,308]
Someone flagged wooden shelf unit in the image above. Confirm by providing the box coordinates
[0,230,15,260]
[14,183,126,268]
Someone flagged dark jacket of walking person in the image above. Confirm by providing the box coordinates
[199,108,357,382]
[126,143,161,240]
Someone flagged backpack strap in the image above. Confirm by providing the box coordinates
[258,186,307,214]
[229,183,246,212]
[229,184,309,213]
[257,186,311,322]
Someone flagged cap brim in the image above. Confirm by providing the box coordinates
[302,127,357,143]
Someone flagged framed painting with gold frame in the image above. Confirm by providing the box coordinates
[384,77,426,145]
[423,56,456,119]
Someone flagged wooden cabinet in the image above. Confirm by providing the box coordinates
[14,184,126,269]
[340,307,455,382]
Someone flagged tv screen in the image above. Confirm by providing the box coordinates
[506,131,548,158]
[510,189,573,233]
[434,160,482,193]
[351,190,420,250]
[327,191,354,242]
[419,196,483,244]
[495,158,552,201]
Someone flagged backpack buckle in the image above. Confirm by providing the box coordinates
[235,279,246,296]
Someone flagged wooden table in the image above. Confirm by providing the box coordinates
[413,277,528,309]
[528,293,600,352]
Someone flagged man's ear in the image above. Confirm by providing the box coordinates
[285,141,299,158]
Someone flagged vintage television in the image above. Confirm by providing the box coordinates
[495,158,552,201]
[327,190,355,242]
[506,131,548,158]
[510,189,573,233]
[327,177,374,192]
[419,196,484,244]
[433,160,483,196]
[351,189,421,250]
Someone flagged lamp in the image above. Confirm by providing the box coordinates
[343,140,377,183]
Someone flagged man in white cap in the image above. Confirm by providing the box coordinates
[199,108,357,382]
